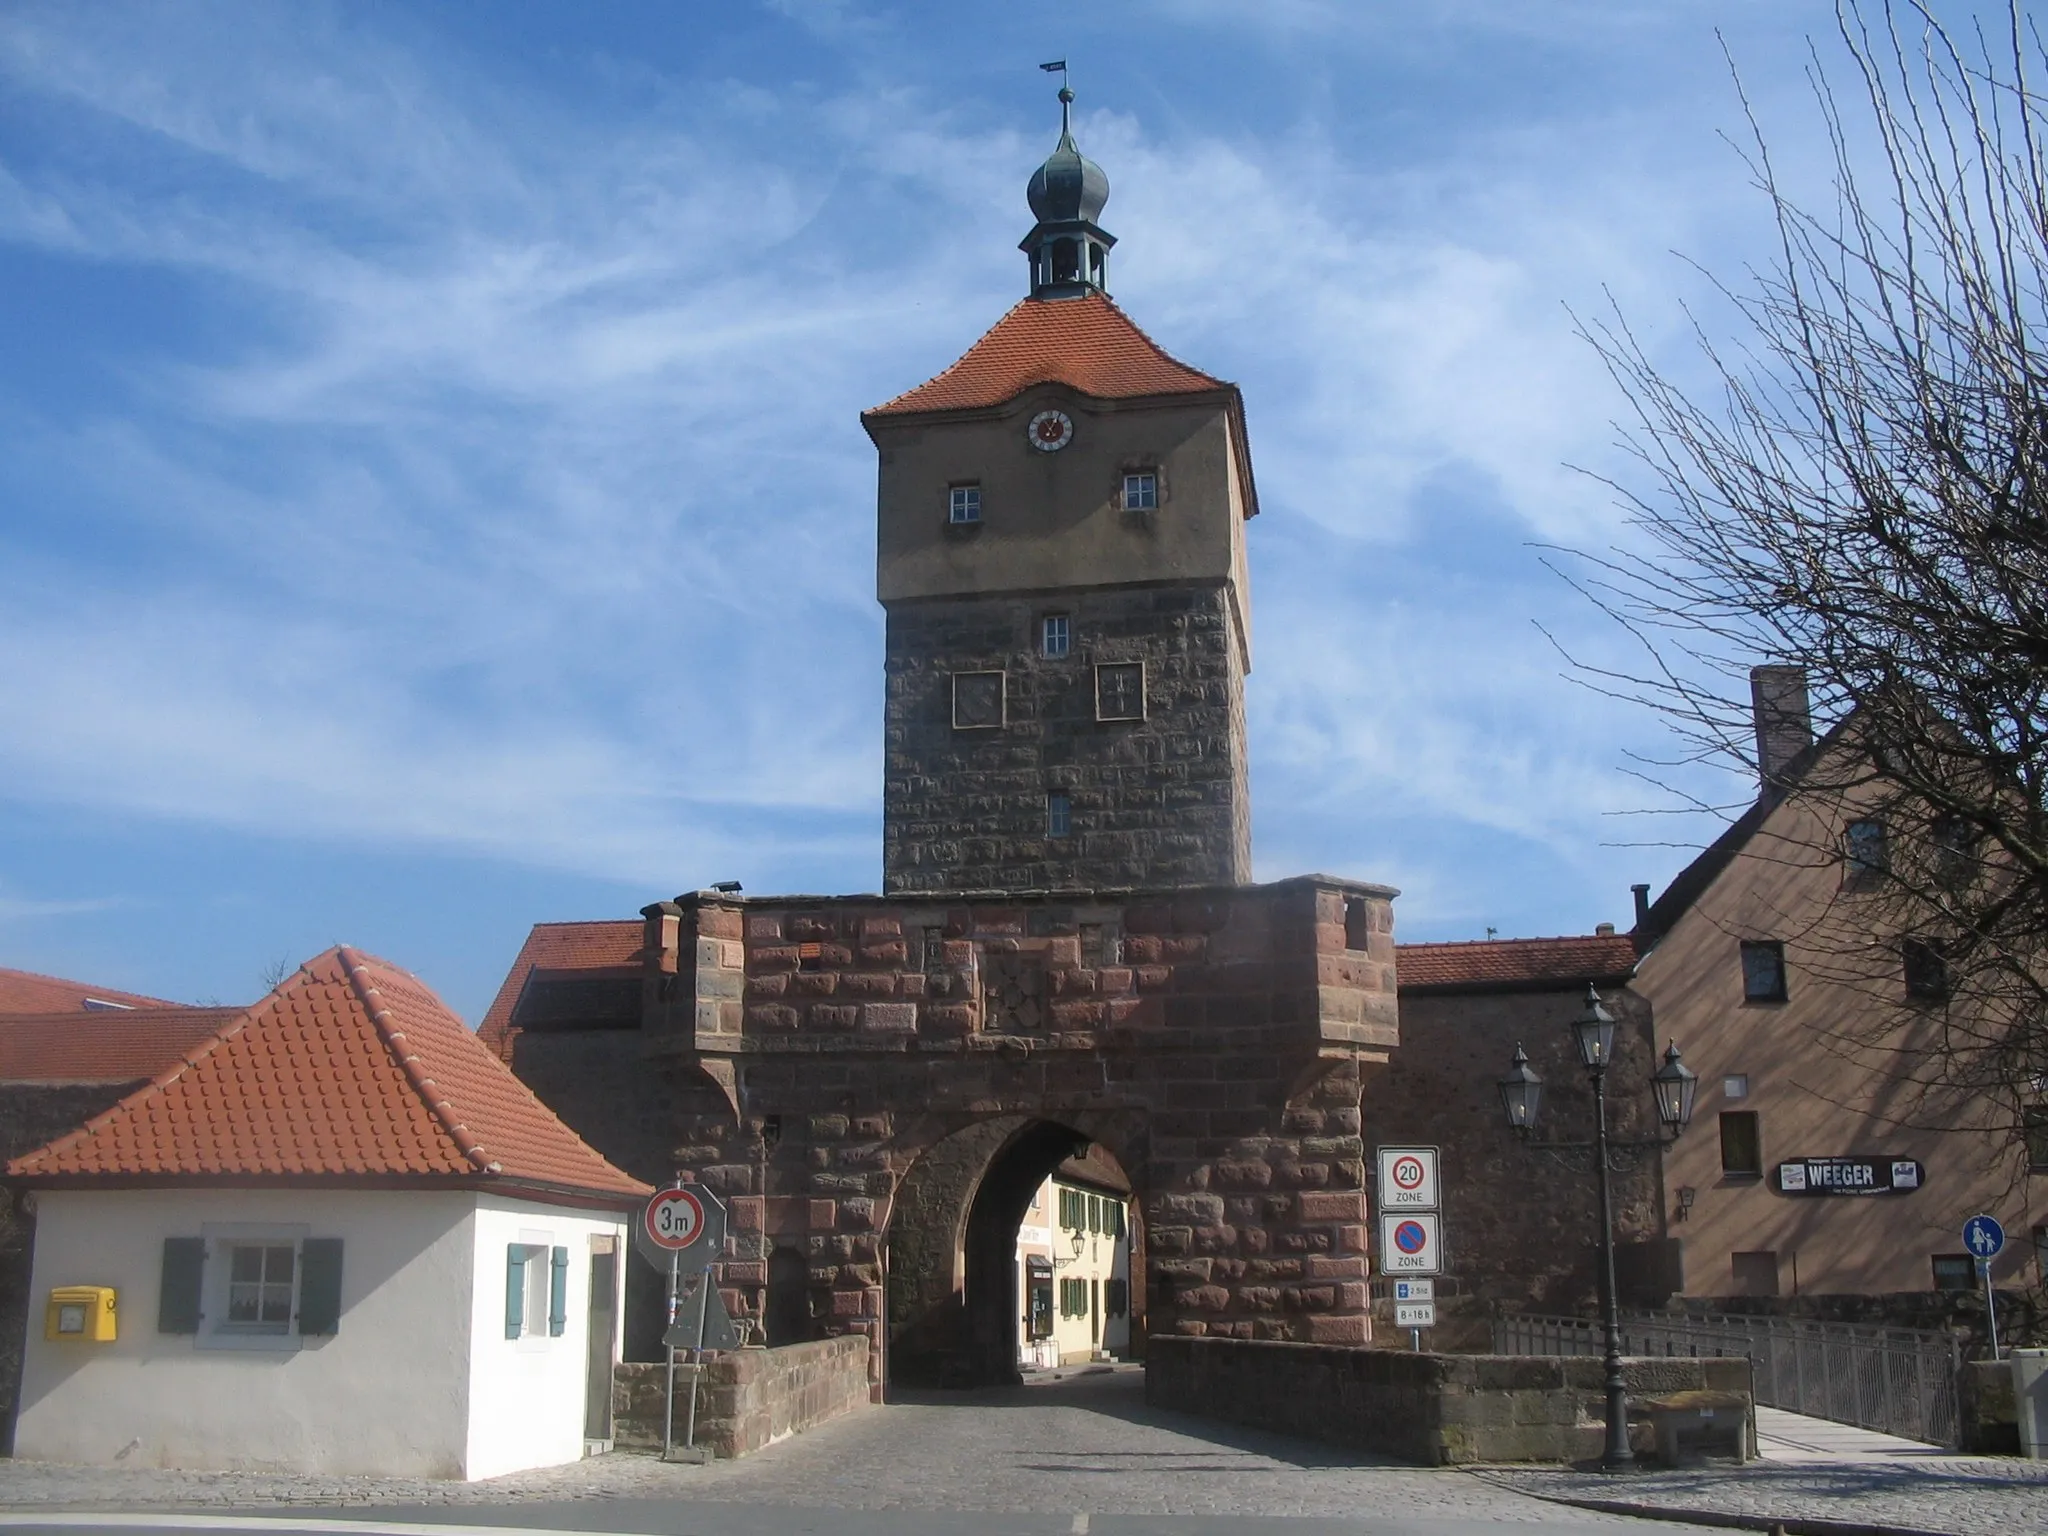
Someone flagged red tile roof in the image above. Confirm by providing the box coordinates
[10,947,650,1203]
[477,920,642,1059]
[1396,935,1638,993]
[0,1009,244,1085]
[864,294,1227,417]
[0,966,184,1015]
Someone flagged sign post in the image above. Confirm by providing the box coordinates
[637,1184,728,1462]
[1376,1148,1444,1351]
[1963,1214,2006,1358]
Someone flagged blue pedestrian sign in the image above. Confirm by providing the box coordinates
[1962,1214,2005,1263]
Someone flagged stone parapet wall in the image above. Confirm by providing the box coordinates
[613,1336,871,1459]
[1144,1336,1753,1465]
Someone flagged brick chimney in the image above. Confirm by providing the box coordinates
[1750,665,1811,793]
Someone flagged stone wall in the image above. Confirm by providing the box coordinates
[1360,987,1667,1317]
[1958,1358,2019,1455]
[1145,1335,1753,1466]
[622,877,1398,1387]
[882,582,1250,894]
[613,1337,871,1458]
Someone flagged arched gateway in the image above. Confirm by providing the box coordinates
[492,87,1401,1396]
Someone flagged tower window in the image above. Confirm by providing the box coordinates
[948,485,982,524]
[952,671,1005,730]
[1095,662,1144,722]
[1047,793,1071,838]
[1844,819,1889,885]
[1903,937,1950,1001]
[1042,615,1070,658]
[1123,472,1158,512]
[1052,238,1080,284]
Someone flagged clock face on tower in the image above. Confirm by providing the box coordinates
[1027,409,1074,453]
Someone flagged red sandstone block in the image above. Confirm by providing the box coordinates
[1304,1314,1371,1345]
[1304,1255,1367,1280]
[729,1197,764,1232]
[745,1004,799,1031]
[810,1004,859,1029]
[1160,934,1208,962]
[829,1290,868,1317]
[1134,965,1172,992]
[753,946,800,972]
[898,973,927,998]
[810,1199,837,1228]
[1337,1282,1369,1310]
[1177,1285,1230,1311]
[922,1004,977,1035]
[860,941,908,965]
[747,973,790,998]
[788,915,839,941]
[977,908,1026,936]
[723,1261,768,1285]
[860,916,902,940]
[746,915,783,941]
[941,939,975,966]
[1096,966,1134,995]
[1173,1320,1209,1336]
[1051,1000,1105,1029]
[840,972,895,998]
[1122,935,1162,965]
[1297,1190,1367,1223]
[840,1197,877,1229]
[699,908,744,940]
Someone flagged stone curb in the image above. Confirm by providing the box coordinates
[1467,1480,1957,1536]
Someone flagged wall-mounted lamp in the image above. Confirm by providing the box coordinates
[1675,1185,1697,1222]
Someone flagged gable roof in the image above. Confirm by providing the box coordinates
[0,1009,243,1085]
[864,294,1227,418]
[0,966,184,1016]
[9,946,650,1204]
[1396,935,1639,995]
[478,919,642,1060]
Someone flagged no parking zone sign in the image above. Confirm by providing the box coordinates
[1377,1212,1443,1275]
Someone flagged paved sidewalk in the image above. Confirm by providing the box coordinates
[1480,1405,2048,1536]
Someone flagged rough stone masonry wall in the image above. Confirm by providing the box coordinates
[882,582,1251,894]
[1146,1335,1754,1466]
[613,1336,871,1458]
[636,878,1398,1388]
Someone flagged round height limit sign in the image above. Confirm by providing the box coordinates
[635,1185,727,1272]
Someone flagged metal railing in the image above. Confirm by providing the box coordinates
[1494,1310,1961,1447]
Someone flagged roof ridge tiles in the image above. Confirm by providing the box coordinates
[337,946,497,1175]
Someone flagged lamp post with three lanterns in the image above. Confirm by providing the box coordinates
[1496,985,1699,1471]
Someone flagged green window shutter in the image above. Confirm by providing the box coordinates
[505,1244,527,1338]
[548,1246,569,1337]
[297,1238,344,1336]
[158,1237,205,1334]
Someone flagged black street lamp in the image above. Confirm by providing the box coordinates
[1497,985,1697,1471]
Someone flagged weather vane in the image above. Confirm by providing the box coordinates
[1040,59,1072,134]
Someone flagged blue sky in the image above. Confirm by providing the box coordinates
[0,1,1914,1019]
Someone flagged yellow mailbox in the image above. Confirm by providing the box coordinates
[45,1285,117,1342]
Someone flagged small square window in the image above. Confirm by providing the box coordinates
[1123,471,1158,512]
[1903,937,1950,1000]
[949,485,981,524]
[1845,819,1890,883]
[1723,1074,1749,1100]
[1042,615,1070,658]
[1740,940,1787,1002]
[1096,662,1144,721]
[1047,793,1071,838]
[2024,1107,2048,1173]
[1931,1254,1976,1292]
[922,926,946,973]
[225,1244,296,1333]
[952,671,1005,730]
[1344,895,1371,951]
[1719,1110,1762,1177]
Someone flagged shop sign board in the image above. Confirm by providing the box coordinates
[1773,1156,1924,1196]
[1378,1212,1442,1275]
[1375,1146,1440,1210]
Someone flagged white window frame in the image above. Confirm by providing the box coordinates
[1095,661,1145,722]
[1042,615,1070,658]
[1122,471,1159,512]
[197,1221,309,1352]
[514,1227,556,1352]
[948,484,982,524]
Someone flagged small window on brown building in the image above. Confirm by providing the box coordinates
[2024,1106,2048,1173]
[1740,940,1787,1002]
[1903,937,1950,1001]
[1844,818,1890,885]
[1095,662,1144,722]
[921,927,946,974]
[1931,1254,1976,1292]
[1731,1250,1780,1297]
[1719,1111,1762,1178]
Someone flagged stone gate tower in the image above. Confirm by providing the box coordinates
[864,85,1256,895]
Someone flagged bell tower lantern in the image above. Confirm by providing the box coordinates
[863,79,1258,896]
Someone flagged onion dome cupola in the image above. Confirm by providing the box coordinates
[1021,80,1115,299]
